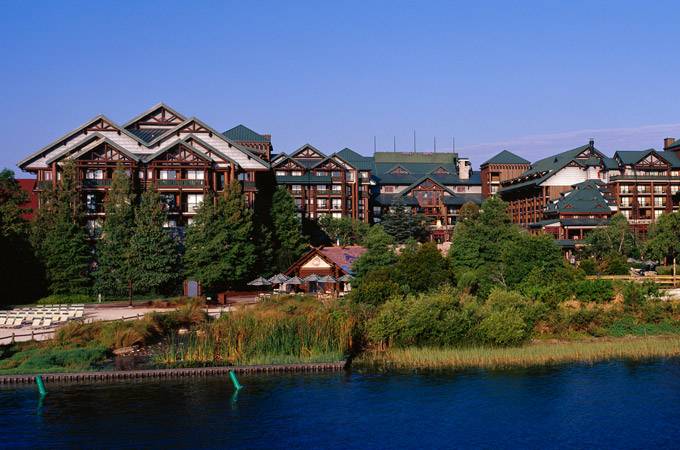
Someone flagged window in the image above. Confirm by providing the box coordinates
[332,199,342,209]
[332,184,342,191]
[294,198,302,207]
[43,171,53,181]
[317,199,326,209]
[186,194,204,213]
[159,170,177,180]
[86,169,104,179]
[655,210,664,219]
[620,185,630,194]
[620,197,630,207]
[383,186,395,193]
[163,219,177,228]
[331,171,341,177]
[292,171,302,176]
[456,187,466,193]
[638,197,648,207]
[275,170,287,176]
[186,170,203,180]
[86,219,102,238]
[655,197,666,207]
[673,185,680,194]
[491,185,499,194]
[332,212,342,219]
[238,172,249,181]
[654,185,664,194]
[621,210,630,219]
[291,184,302,192]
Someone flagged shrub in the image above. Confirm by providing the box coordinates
[349,268,401,306]
[573,279,613,303]
[477,309,529,346]
[603,254,629,275]
[0,346,108,374]
[456,270,479,294]
[37,294,92,305]
[579,259,598,275]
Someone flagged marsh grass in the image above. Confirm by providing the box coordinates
[355,336,680,370]
[153,296,357,367]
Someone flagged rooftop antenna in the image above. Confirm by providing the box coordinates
[413,130,416,153]
[452,136,456,152]
[373,136,376,152]
[393,136,396,152]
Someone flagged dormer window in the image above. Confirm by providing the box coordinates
[432,167,450,175]
[389,166,410,175]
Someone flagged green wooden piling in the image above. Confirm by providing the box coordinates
[229,370,243,390]
[35,375,47,396]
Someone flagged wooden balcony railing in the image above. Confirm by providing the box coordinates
[157,179,205,187]
[82,179,112,187]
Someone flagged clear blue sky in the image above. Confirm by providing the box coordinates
[2,0,680,173]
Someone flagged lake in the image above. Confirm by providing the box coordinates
[2,359,680,449]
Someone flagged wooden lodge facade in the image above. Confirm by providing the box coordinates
[285,246,367,294]
[372,152,482,242]
[272,146,373,223]
[18,104,271,234]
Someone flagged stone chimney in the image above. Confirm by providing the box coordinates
[664,137,676,150]
[457,158,470,180]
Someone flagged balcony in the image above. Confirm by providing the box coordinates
[36,180,53,190]
[611,175,678,182]
[317,190,343,195]
[82,179,112,188]
[157,179,205,187]
[85,204,105,214]
[242,181,258,192]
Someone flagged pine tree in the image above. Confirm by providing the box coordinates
[271,187,307,271]
[94,168,136,298]
[381,198,430,243]
[129,190,180,295]
[39,161,91,294]
[0,169,45,303]
[352,225,397,287]
[184,181,257,293]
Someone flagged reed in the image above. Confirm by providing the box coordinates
[355,336,680,370]
[153,297,357,367]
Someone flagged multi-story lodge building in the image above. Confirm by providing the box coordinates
[271,145,373,223]
[18,104,271,233]
[372,151,482,241]
[491,139,680,236]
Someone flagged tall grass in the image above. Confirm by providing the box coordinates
[356,336,680,370]
[154,297,357,366]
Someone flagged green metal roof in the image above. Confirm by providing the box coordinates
[222,124,269,142]
[545,179,615,214]
[614,149,680,168]
[335,148,374,170]
[481,150,530,166]
[374,151,457,164]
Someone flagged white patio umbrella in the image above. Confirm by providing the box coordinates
[268,273,290,284]
[337,274,353,282]
[248,276,272,286]
[303,274,321,282]
[318,275,337,283]
[284,276,303,285]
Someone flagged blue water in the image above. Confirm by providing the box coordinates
[2,359,680,449]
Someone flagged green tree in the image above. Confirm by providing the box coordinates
[352,225,397,286]
[184,181,257,293]
[94,168,136,299]
[394,241,450,293]
[381,198,430,243]
[318,215,369,246]
[449,196,520,272]
[39,161,91,294]
[498,233,564,288]
[271,187,308,271]
[645,212,680,265]
[584,213,638,260]
[129,190,180,295]
[0,169,45,304]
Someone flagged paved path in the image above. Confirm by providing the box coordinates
[0,305,235,344]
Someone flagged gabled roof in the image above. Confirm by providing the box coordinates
[334,148,374,170]
[222,124,270,143]
[50,134,141,164]
[122,103,186,129]
[545,179,616,215]
[272,154,306,169]
[285,246,367,276]
[289,143,326,160]
[481,150,530,166]
[613,149,680,167]
[502,142,617,193]
[18,115,149,168]
[401,176,456,196]
[141,138,212,163]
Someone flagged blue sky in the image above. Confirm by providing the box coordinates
[2,0,680,173]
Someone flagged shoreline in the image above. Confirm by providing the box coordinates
[354,335,680,370]
[0,361,347,385]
